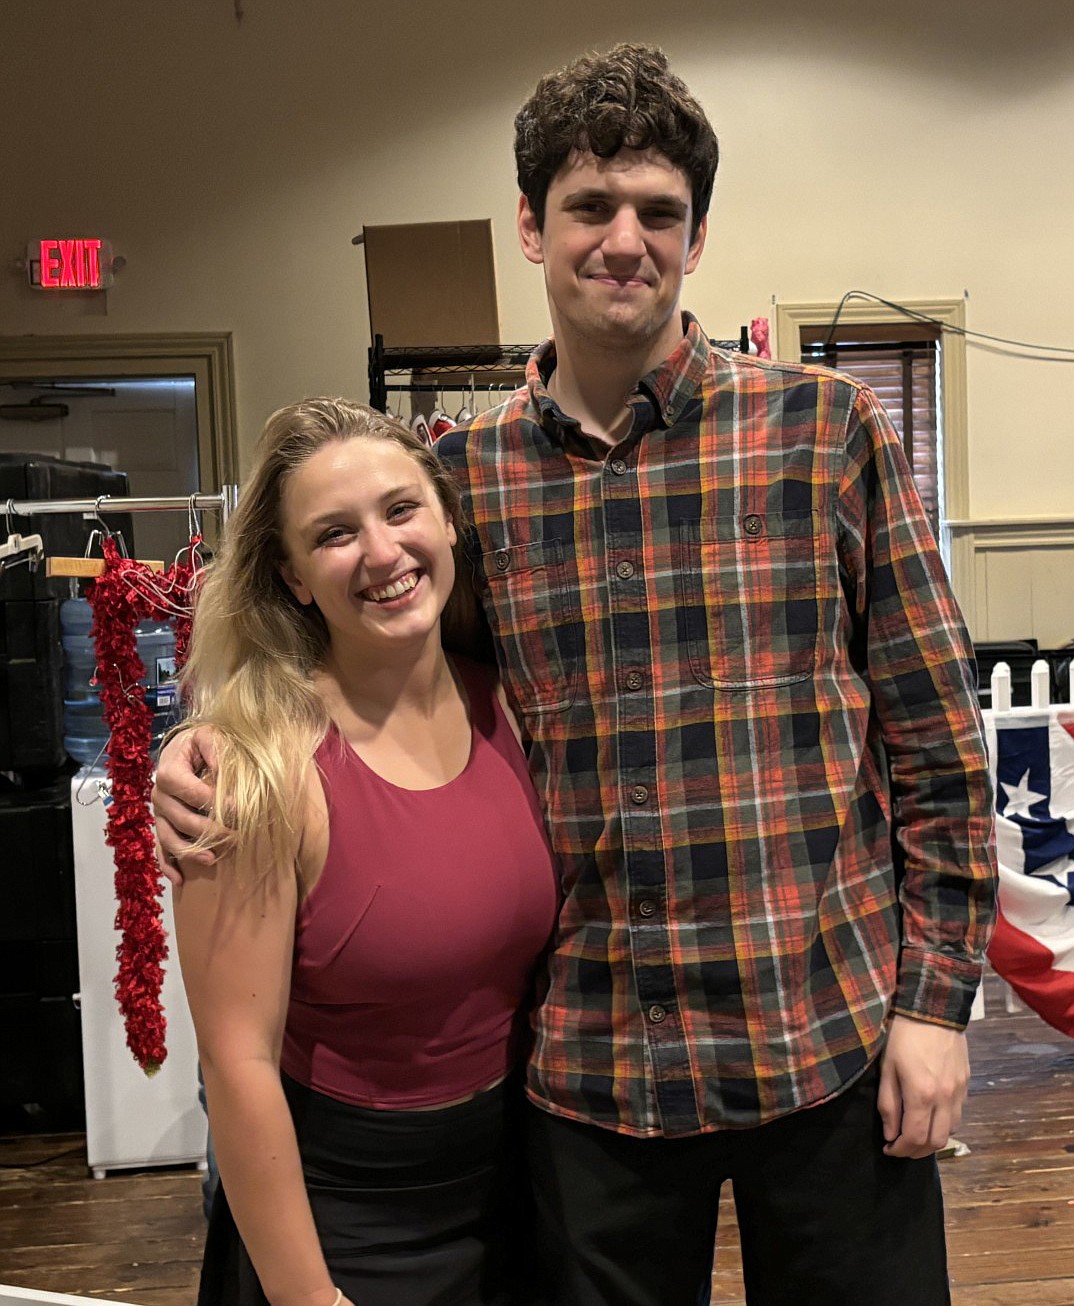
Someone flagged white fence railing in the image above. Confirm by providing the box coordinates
[989,657,1073,713]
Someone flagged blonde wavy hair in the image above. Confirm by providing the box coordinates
[179,397,473,874]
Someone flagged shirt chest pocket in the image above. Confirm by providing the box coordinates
[677,511,818,690]
[480,539,582,713]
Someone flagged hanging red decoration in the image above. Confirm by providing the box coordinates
[85,533,201,1075]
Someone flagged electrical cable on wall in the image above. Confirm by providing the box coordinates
[821,290,1074,360]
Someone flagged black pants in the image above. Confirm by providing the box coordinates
[525,1062,950,1306]
[199,1074,535,1306]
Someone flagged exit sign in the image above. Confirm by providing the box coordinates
[27,238,114,290]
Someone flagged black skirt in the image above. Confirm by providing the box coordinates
[198,1073,537,1306]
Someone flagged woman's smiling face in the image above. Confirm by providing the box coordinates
[278,435,458,664]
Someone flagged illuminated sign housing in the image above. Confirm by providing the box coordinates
[27,239,114,290]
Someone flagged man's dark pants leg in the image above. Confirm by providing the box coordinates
[525,1063,950,1306]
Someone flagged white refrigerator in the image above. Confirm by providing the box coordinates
[70,770,206,1177]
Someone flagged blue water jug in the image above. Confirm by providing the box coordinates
[60,597,179,765]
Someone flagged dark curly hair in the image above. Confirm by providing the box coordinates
[514,44,719,239]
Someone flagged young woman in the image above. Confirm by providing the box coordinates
[171,399,559,1306]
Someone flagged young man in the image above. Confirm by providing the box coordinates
[155,44,996,1305]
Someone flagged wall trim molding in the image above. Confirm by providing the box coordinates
[967,523,1074,552]
[948,517,1074,532]
[961,519,1074,643]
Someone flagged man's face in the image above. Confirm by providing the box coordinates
[518,147,706,356]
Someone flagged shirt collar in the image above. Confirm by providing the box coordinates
[525,312,712,444]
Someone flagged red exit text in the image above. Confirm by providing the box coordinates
[38,238,106,289]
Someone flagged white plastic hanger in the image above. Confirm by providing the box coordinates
[0,499,44,575]
[429,385,448,431]
[0,530,44,574]
[410,412,434,447]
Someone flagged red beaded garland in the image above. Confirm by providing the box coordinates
[85,535,199,1074]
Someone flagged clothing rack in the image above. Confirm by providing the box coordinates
[367,339,532,413]
[4,488,240,523]
[367,329,751,413]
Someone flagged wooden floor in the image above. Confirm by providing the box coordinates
[1,976,1072,1304]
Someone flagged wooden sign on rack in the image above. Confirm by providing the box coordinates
[46,557,164,578]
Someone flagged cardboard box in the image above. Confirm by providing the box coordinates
[362,219,500,346]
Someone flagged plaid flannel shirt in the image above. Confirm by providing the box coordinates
[436,314,996,1137]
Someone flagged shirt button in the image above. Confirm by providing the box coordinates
[663,404,675,421]
[630,785,648,805]
[610,459,627,476]
[494,550,510,571]
[648,1004,668,1023]
[637,898,657,918]
[743,514,763,537]
[625,670,644,691]
[616,560,635,579]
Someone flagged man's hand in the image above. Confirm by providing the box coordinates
[152,726,220,884]
[877,1014,970,1159]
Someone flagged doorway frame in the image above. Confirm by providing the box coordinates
[0,333,238,490]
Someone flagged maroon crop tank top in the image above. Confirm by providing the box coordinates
[280,656,560,1109]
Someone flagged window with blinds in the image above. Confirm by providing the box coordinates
[799,322,942,539]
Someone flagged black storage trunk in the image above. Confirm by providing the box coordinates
[0,452,131,602]
[0,777,77,945]
[0,779,84,1129]
[0,599,65,771]
[0,987,84,1130]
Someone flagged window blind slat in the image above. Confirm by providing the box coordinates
[799,333,940,538]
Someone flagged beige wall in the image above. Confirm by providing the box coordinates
[3,0,1073,535]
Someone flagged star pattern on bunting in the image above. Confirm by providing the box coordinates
[1000,768,1048,819]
